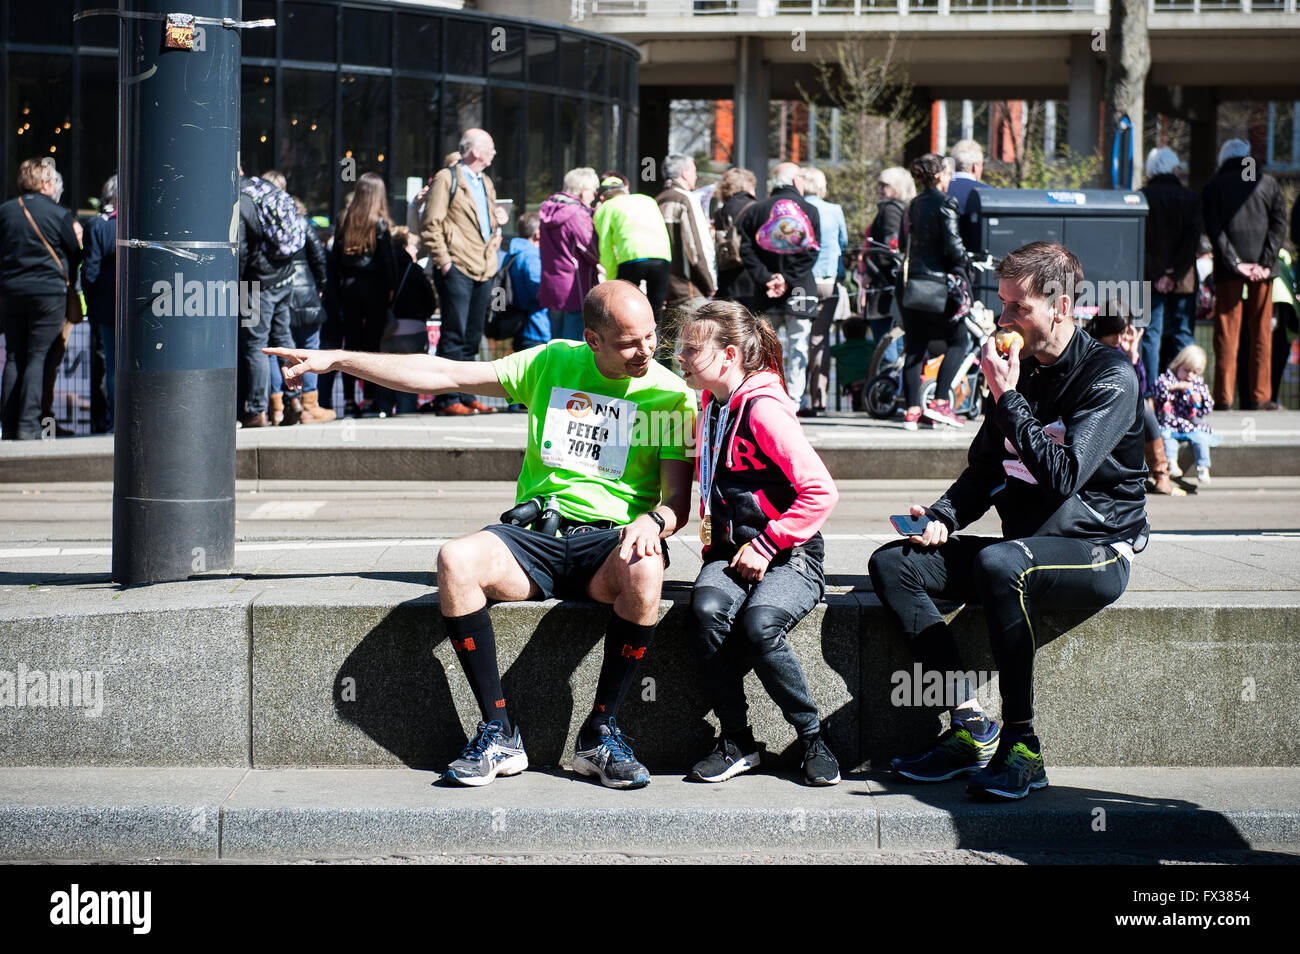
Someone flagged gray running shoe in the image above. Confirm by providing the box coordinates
[445,720,528,787]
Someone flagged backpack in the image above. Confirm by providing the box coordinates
[756,198,819,255]
[714,199,755,272]
[241,177,306,260]
[485,250,529,340]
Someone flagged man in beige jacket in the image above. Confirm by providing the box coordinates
[421,129,505,415]
[655,153,716,314]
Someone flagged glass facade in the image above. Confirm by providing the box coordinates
[1,0,640,229]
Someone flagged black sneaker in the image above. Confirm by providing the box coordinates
[690,735,762,783]
[800,734,841,786]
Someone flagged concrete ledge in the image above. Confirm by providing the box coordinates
[3,440,1295,483]
[0,602,251,766]
[4,589,1298,769]
[2,767,1297,860]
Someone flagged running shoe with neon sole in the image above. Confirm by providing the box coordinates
[967,732,1049,800]
[890,717,1000,782]
[690,735,762,783]
[573,719,651,789]
[444,720,528,787]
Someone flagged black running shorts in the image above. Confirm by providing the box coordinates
[483,523,669,601]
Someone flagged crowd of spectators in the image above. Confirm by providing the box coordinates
[1,132,1297,438]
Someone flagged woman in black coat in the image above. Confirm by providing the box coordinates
[860,166,914,344]
[711,166,759,304]
[897,153,974,430]
[0,158,82,440]
[329,172,398,416]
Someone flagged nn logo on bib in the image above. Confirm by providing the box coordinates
[566,393,622,420]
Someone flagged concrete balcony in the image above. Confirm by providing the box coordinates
[572,0,1299,21]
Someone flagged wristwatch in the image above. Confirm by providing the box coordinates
[643,510,666,533]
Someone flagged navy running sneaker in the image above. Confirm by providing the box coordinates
[690,735,762,783]
[800,734,841,786]
[967,732,1049,800]
[573,719,650,789]
[444,720,528,787]
[890,717,1000,782]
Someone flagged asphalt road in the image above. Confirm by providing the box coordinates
[3,478,1298,545]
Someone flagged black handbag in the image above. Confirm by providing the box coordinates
[900,233,948,314]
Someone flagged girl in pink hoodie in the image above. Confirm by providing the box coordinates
[675,300,841,786]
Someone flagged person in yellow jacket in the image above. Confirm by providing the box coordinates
[592,173,672,326]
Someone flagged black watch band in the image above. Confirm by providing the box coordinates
[644,510,666,533]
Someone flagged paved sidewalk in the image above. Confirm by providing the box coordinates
[2,766,1298,860]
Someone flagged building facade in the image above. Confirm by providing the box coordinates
[2,0,641,221]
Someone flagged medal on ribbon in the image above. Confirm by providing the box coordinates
[698,398,729,548]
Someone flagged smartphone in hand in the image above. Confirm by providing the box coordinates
[890,514,930,536]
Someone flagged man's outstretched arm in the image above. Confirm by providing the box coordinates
[264,347,509,399]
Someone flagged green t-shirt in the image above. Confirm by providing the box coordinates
[493,340,696,524]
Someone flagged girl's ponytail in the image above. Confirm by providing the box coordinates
[753,312,787,392]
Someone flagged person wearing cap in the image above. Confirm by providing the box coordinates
[592,172,672,327]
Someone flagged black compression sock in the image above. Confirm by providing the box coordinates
[584,614,656,740]
[1007,721,1036,741]
[953,709,994,736]
[443,606,511,735]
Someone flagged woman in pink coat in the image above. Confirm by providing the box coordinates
[538,167,600,341]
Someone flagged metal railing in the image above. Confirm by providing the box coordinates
[575,0,1298,16]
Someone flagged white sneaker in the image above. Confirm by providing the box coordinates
[1197,466,1211,484]
[1168,458,1183,478]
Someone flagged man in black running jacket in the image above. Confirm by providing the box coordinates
[869,241,1148,801]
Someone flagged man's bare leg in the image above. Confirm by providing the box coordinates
[575,548,664,778]
[436,531,539,734]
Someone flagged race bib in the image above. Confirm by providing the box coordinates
[539,388,636,479]
[1002,418,1066,485]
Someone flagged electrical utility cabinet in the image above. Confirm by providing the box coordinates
[966,188,1150,324]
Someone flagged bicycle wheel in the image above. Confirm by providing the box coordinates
[864,373,901,419]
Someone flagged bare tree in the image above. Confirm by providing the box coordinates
[1104,0,1150,188]
[800,35,926,242]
